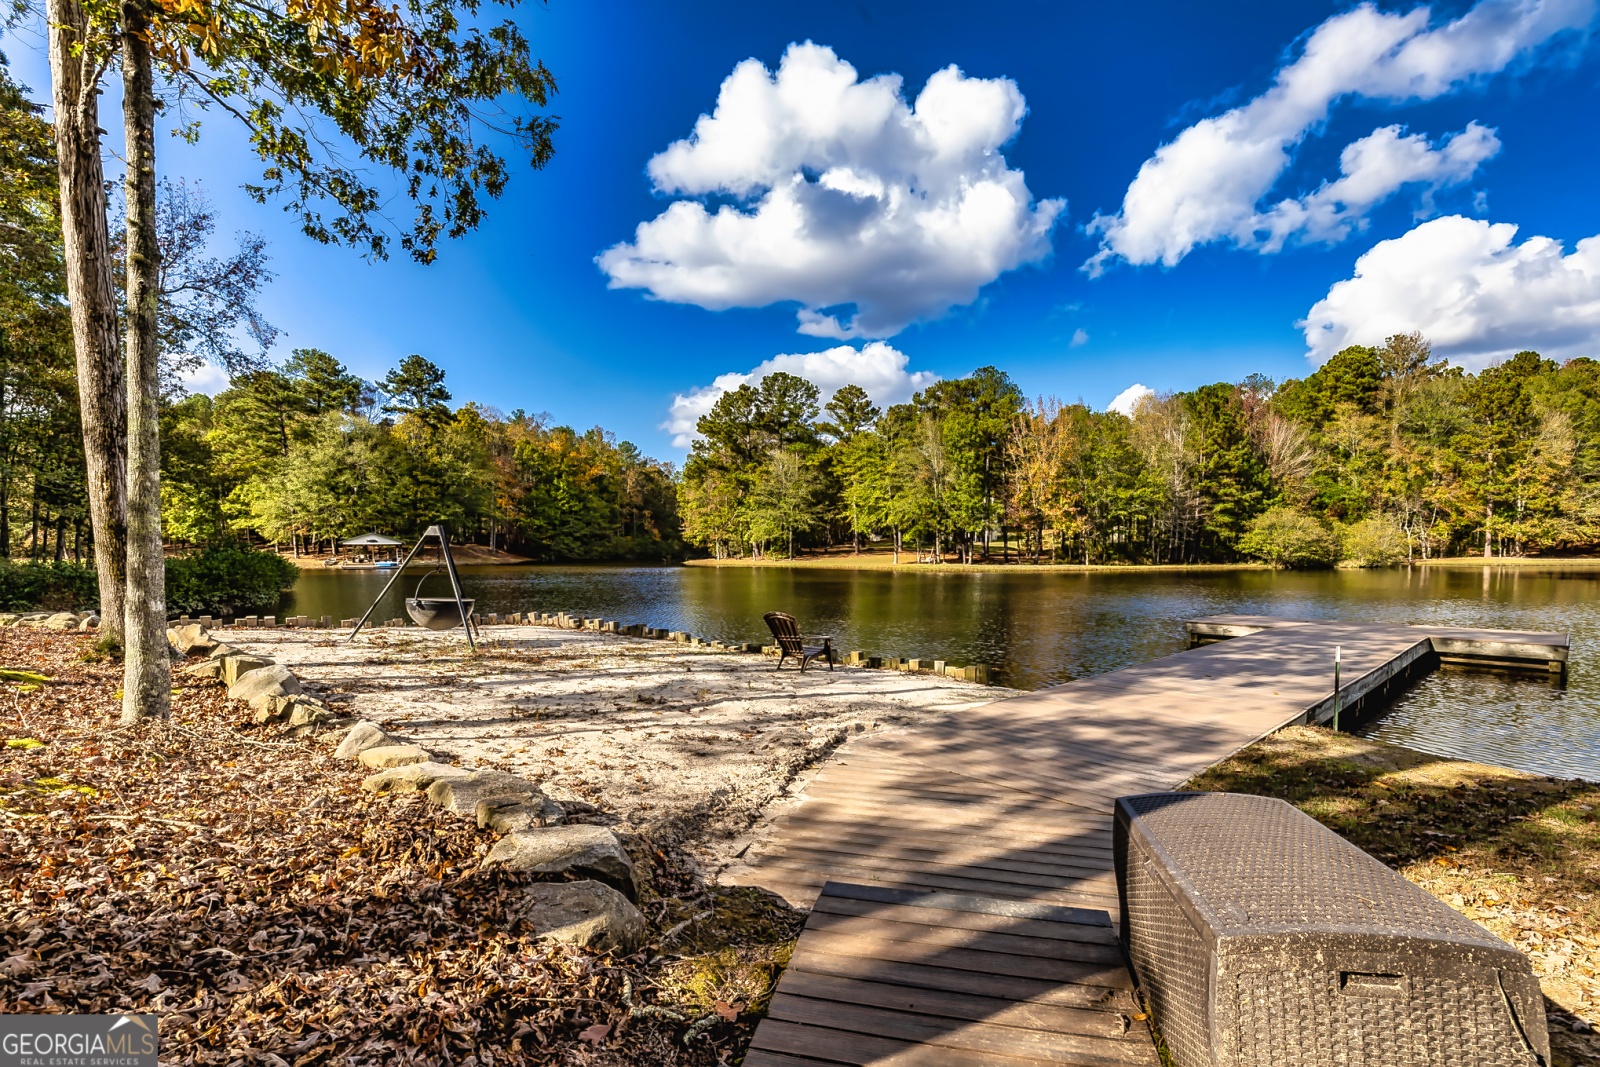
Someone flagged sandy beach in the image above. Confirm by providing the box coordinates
[222,624,1003,845]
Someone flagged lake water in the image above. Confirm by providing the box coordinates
[285,563,1600,781]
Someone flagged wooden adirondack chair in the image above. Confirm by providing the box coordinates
[764,611,835,672]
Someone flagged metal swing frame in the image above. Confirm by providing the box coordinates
[345,524,477,649]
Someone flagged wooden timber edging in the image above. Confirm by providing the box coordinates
[206,607,999,683]
[420,609,1001,684]
[730,614,1573,1065]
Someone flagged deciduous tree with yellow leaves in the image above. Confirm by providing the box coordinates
[41,0,559,722]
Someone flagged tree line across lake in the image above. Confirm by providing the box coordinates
[681,334,1600,567]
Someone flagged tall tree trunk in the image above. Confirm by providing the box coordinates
[0,335,8,560]
[54,514,67,562]
[120,4,170,725]
[48,0,128,639]
[0,463,9,559]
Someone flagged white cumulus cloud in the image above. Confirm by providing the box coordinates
[1107,383,1154,416]
[663,341,938,447]
[1086,0,1591,273]
[599,42,1065,339]
[1070,328,1090,348]
[178,362,232,396]
[1300,215,1600,368]
[1253,122,1500,250]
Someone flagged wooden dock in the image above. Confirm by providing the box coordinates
[726,615,1570,1066]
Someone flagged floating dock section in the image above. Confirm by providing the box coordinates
[1186,613,1568,675]
[727,614,1571,1067]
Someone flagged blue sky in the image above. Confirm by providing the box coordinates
[6,0,1600,459]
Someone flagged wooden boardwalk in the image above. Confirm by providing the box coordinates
[726,616,1569,1066]
[745,882,1158,1067]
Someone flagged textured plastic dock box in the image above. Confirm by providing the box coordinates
[1115,792,1549,1067]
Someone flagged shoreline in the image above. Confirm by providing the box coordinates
[280,543,535,570]
[685,554,1271,574]
[685,552,1600,574]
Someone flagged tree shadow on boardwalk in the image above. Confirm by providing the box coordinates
[724,632,1594,1066]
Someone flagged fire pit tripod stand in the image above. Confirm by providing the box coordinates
[345,524,478,649]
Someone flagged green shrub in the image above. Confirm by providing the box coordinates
[164,545,299,616]
[1341,515,1410,567]
[1238,507,1340,569]
[0,560,99,611]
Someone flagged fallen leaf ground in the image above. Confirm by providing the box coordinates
[0,629,802,1065]
[9,627,1596,1065]
[1188,725,1600,1067]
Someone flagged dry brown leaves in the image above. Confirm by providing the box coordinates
[0,629,800,1065]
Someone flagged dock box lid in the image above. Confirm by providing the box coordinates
[1117,792,1527,967]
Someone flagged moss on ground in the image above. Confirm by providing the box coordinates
[1188,726,1600,1066]
[652,886,803,1023]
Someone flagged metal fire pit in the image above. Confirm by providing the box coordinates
[347,524,477,649]
[1115,792,1549,1067]
[406,596,476,630]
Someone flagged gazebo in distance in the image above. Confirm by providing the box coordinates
[337,532,404,567]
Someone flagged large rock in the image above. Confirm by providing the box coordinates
[77,615,100,632]
[167,623,217,656]
[476,794,566,833]
[226,663,301,710]
[252,694,297,724]
[0,614,19,627]
[288,699,335,728]
[482,825,637,899]
[425,768,546,815]
[335,721,403,760]
[361,761,473,794]
[221,654,275,687]
[207,643,238,660]
[358,743,431,769]
[181,658,225,681]
[42,612,79,630]
[515,880,646,954]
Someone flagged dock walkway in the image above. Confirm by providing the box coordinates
[727,616,1568,1066]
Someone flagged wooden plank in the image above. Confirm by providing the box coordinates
[738,854,1120,907]
[765,814,1116,858]
[811,895,1121,947]
[803,911,1129,965]
[780,794,1118,836]
[742,1052,840,1067]
[765,822,1115,865]
[751,1017,1156,1067]
[773,970,1147,1040]
[767,995,1158,1067]
[816,882,1113,925]
[787,943,1142,1012]
[795,928,1134,989]
[754,837,1115,882]
[749,842,1119,891]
